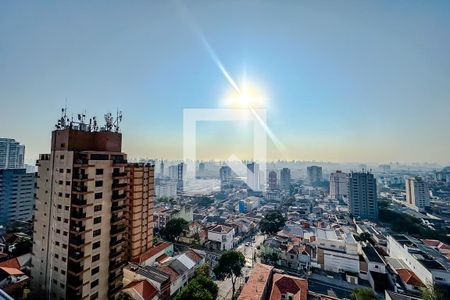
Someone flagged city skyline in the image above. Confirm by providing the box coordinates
[2,1,450,163]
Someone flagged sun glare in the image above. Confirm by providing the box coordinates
[224,83,266,108]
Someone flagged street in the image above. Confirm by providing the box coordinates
[215,234,265,300]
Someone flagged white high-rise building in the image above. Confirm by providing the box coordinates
[329,170,349,200]
[247,162,260,191]
[0,138,25,169]
[406,176,430,212]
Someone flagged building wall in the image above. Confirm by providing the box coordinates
[349,172,378,220]
[0,138,25,169]
[323,250,360,273]
[208,229,234,250]
[128,164,154,261]
[31,129,128,300]
[0,169,35,225]
[329,171,348,200]
[406,177,430,211]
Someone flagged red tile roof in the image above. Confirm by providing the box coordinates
[269,273,307,300]
[238,263,274,300]
[185,250,203,264]
[132,242,172,264]
[0,258,20,269]
[422,239,450,250]
[0,267,24,276]
[124,279,158,300]
[158,265,179,283]
[397,269,425,287]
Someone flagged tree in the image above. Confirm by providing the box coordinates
[260,210,286,235]
[350,288,377,300]
[261,251,280,265]
[161,218,189,242]
[421,283,446,300]
[176,265,218,300]
[358,233,371,242]
[213,250,245,299]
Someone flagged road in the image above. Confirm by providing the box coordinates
[215,234,265,300]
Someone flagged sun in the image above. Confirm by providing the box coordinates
[223,83,266,108]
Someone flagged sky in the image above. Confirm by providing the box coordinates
[1,1,449,164]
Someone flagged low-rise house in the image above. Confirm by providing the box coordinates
[388,234,450,286]
[315,228,360,274]
[238,263,308,300]
[157,249,205,296]
[0,267,29,298]
[261,235,311,272]
[178,221,207,245]
[207,225,235,251]
[122,279,159,300]
[123,264,171,300]
[132,242,174,266]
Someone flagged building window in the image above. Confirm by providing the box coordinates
[95,180,103,187]
[92,254,100,262]
[92,241,100,249]
[94,205,102,212]
[96,169,104,175]
[94,217,101,224]
[90,279,99,288]
[91,266,99,275]
[95,192,102,199]
[90,292,98,300]
[93,229,101,237]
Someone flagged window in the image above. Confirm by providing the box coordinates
[60,155,64,159]
[92,241,100,249]
[95,192,102,199]
[92,254,100,262]
[94,205,102,212]
[66,181,70,186]
[59,169,64,173]
[96,169,104,175]
[94,217,101,224]
[90,293,98,300]
[95,180,103,187]
[90,279,99,288]
[91,266,99,275]
[66,169,71,173]
[93,229,101,237]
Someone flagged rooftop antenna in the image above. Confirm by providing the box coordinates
[114,109,123,132]
[104,112,113,131]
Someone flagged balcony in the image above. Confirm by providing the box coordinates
[111,205,126,212]
[110,238,125,247]
[68,249,86,261]
[111,216,125,225]
[73,173,93,182]
[68,261,84,275]
[112,193,126,201]
[71,210,87,220]
[112,182,127,190]
[67,286,82,298]
[72,197,91,207]
[70,224,86,234]
[110,249,123,259]
[67,274,83,289]
[109,260,125,271]
[111,225,126,236]
[112,159,128,166]
[69,236,86,247]
[72,185,89,194]
[113,171,127,178]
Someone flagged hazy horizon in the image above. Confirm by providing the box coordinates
[2,1,450,164]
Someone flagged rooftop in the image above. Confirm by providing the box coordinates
[269,273,307,300]
[238,263,274,300]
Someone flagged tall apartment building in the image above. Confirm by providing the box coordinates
[268,171,277,190]
[405,176,430,212]
[280,168,291,192]
[246,162,260,191]
[31,120,155,299]
[0,138,25,169]
[219,166,232,191]
[307,166,322,185]
[128,163,154,262]
[329,170,349,200]
[348,172,378,220]
[0,168,35,225]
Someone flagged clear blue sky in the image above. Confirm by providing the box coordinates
[1,1,449,163]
